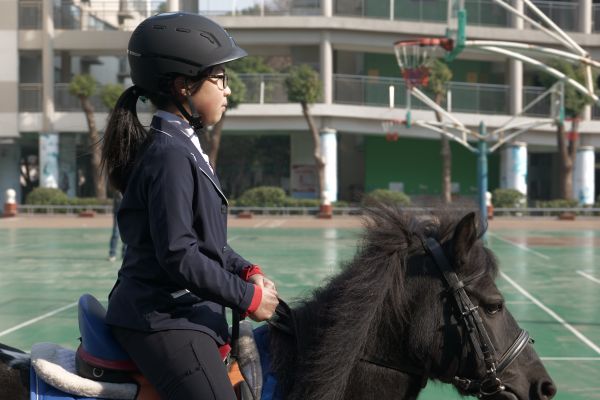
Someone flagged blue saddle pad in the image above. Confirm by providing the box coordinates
[30,367,102,400]
[253,324,280,400]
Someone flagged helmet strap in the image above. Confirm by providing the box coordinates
[173,95,204,135]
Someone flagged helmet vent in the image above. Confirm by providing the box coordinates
[176,28,191,33]
[152,25,166,30]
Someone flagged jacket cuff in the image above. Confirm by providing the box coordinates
[241,284,262,318]
[240,265,264,281]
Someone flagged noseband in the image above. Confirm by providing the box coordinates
[425,237,531,398]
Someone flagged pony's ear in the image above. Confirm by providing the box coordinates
[452,212,478,266]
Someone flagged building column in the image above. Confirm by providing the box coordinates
[509,60,523,115]
[167,0,180,12]
[39,133,59,188]
[59,134,77,197]
[510,0,523,115]
[578,0,593,120]
[320,32,333,105]
[500,142,528,198]
[322,0,333,17]
[42,0,54,136]
[579,0,593,34]
[0,0,20,203]
[320,128,337,202]
[573,146,595,205]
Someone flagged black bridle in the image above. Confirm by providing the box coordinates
[425,237,531,398]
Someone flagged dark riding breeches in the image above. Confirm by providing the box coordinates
[111,327,236,400]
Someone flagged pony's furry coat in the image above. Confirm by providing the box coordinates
[269,205,495,400]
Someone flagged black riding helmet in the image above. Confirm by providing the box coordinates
[128,12,247,95]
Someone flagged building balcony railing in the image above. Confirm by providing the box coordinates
[19,0,164,31]
[19,83,43,112]
[19,76,597,122]
[593,104,600,120]
[199,0,321,16]
[522,86,552,117]
[237,74,291,103]
[527,0,578,32]
[19,0,585,32]
[334,0,580,30]
[333,74,510,114]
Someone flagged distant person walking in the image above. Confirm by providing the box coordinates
[108,191,125,262]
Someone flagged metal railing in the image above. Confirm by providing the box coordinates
[200,0,322,16]
[522,86,552,117]
[15,204,600,217]
[19,1,163,31]
[19,75,516,115]
[333,74,511,114]
[19,1,42,29]
[594,3,600,32]
[19,83,43,112]
[237,74,292,104]
[593,104,600,120]
[526,1,578,32]
[54,83,110,112]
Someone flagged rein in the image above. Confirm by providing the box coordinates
[424,237,531,398]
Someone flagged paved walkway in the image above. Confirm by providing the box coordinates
[2,213,599,230]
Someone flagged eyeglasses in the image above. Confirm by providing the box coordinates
[206,74,228,90]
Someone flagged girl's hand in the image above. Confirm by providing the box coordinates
[249,286,279,322]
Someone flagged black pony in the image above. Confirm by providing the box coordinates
[268,206,556,400]
[0,206,556,400]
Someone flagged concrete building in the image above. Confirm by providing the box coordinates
[2,0,600,205]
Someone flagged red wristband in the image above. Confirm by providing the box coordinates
[241,265,264,281]
[241,284,262,318]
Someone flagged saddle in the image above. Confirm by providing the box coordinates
[30,294,267,400]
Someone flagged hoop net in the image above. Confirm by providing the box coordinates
[381,118,404,141]
[393,38,454,88]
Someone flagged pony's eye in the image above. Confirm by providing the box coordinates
[484,302,504,315]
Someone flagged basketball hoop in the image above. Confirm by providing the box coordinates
[381,118,404,142]
[393,38,454,88]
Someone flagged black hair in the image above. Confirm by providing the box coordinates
[101,85,152,193]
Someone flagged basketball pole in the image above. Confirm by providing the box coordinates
[477,122,489,233]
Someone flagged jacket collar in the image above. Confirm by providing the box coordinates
[150,116,229,205]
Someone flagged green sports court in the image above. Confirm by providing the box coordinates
[1,215,599,399]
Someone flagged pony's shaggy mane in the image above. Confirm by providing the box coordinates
[270,204,494,400]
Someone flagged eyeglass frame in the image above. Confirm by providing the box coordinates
[205,74,228,90]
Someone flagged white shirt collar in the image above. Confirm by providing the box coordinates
[155,110,195,139]
[154,109,214,174]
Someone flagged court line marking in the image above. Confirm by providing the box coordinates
[488,232,550,260]
[500,272,600,355]
[540,357,600,361]
[268,220,286,228]
[253,221,269,228]
[577,270,600,285]
[0,302,78,338]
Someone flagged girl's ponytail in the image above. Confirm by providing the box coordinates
[101,85,151,192]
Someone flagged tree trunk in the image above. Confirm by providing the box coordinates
[301,101,326,204]
[557,119,577,200]
[208,116,225,170]
[434,93,452,204]
[80,95,106,199]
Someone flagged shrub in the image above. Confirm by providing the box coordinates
[236,186,287,207]
[492,188,525,208]
[362,189,411,206]
[535,199,579,208]
[68,197,112,207]
[25,188,69,205]
[283,198,320,207]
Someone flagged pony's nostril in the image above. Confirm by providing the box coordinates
[539,380,557,399]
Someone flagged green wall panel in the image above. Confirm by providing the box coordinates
[364,136,499,196]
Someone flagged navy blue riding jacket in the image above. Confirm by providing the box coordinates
[105,116,256,345]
